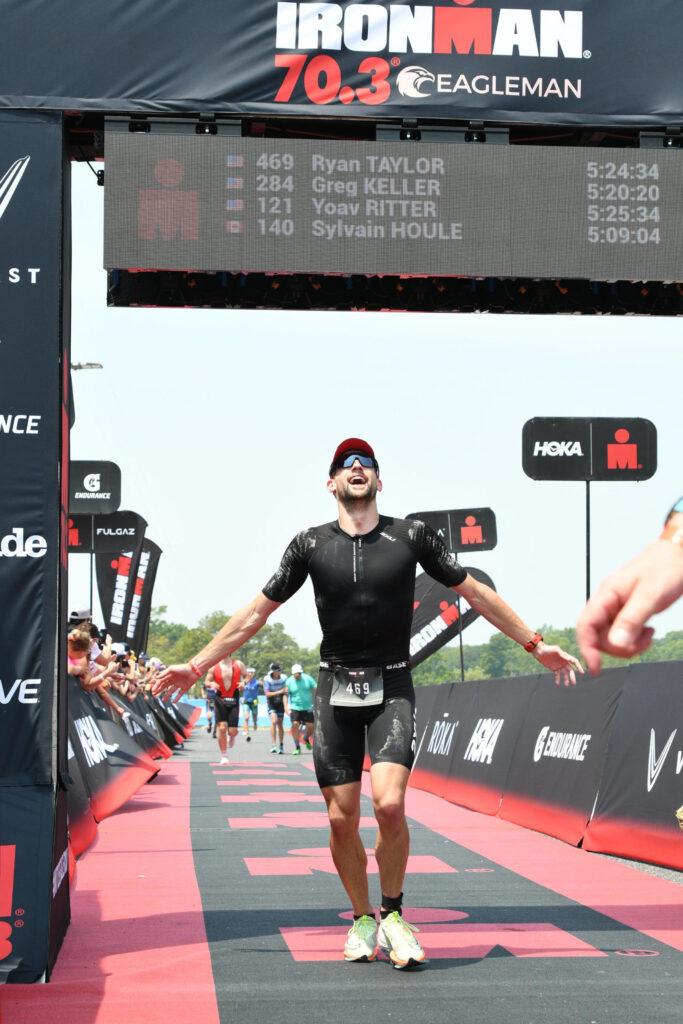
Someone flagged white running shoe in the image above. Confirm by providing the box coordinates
[343,915,378,963]
[377,912,425,969]
[219,755,229,765]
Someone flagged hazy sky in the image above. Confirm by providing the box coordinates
[68,162,681,655]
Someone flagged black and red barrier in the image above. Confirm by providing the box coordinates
[583,663,683,870]
[411,662,683,870]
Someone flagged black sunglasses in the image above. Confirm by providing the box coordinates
[334,453,376,471]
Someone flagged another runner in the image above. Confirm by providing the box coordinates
[153,438,581,968]
[207,656,247,765]
[202,673,218,736]
[263,663,287,754]
[284,663,316,754]
[241,667,260,740]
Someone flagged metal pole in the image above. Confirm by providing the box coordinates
[585,480,591,602]
[454,547,465,683]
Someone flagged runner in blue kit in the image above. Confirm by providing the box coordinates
[154,437,582,968]
[241,667,260,740]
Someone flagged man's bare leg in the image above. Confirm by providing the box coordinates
[370,762,411,903]
[217,721,228,757]
[322,781,373,916]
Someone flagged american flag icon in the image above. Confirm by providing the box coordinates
[226,198,244,211]
[226,221,243,233]
[226,155,244,167]
[225,177,244,189]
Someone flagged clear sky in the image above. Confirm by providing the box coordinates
[68,162,682,655]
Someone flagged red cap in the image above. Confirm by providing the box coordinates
[329,438,377,475]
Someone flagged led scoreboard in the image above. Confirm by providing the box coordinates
[104,123,683,281]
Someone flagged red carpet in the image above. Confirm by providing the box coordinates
[0,762,219,1024]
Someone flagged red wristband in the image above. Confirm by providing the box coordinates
[524,633,543,652]
[189,658,202,678]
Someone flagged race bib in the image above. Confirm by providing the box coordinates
[330,667,384,708]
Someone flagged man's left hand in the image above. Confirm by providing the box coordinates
[533,642,584,687]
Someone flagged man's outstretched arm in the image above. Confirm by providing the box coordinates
[577,503,683,675]
[152,592,281,701]
[455,575,584,687]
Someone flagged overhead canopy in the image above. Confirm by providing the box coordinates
[0,0,681,125]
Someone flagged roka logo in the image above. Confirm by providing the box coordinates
[0,528,47,558]
[427,714,458,758]
[533,441,583,457]
[0,156,30,222]
[84,473,101,492]
[646,729,682,792]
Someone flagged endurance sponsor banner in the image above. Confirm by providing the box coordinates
[68,460,121,514]
[410,566,495,666]
[584,663,683,870]
[498,670,625,844]
[0,111,70,982]
[0,1,681,124]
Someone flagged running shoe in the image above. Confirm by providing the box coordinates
[270,745,278,753]
[219,755,230,766]
[245,735,251,742]
[344,915,378,963]
[304,738,313,750]
[278,745,284,755]
[377,912,425,969]
[292,747,301,755]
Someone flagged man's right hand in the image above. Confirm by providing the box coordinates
[152,664,198,702]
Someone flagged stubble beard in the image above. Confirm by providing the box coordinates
[335,476,378,511]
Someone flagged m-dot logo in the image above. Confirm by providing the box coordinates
[0,527,47,558]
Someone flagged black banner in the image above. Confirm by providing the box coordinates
[409,566,495,666]
[522,417,657,481]
[498,670,625,844]
[68,679,158,823]
[584,663,683,870]
[68,510,147,554]
[68,460,121,514]
[0,112,70,982]
[408,507,497,552]
[0,2,681,124]
[65,731,98,858]
[126,539,162,652]
[95,516,148,644]
[445,675,538,814]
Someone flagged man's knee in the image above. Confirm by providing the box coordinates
[326,799,361,839]
[373,792,406,830]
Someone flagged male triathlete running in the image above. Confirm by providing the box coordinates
[284,663,316,754]
[263,662,288,754]
[206,656,247,765]
[241,667,260,740]
[153,438,582,969]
